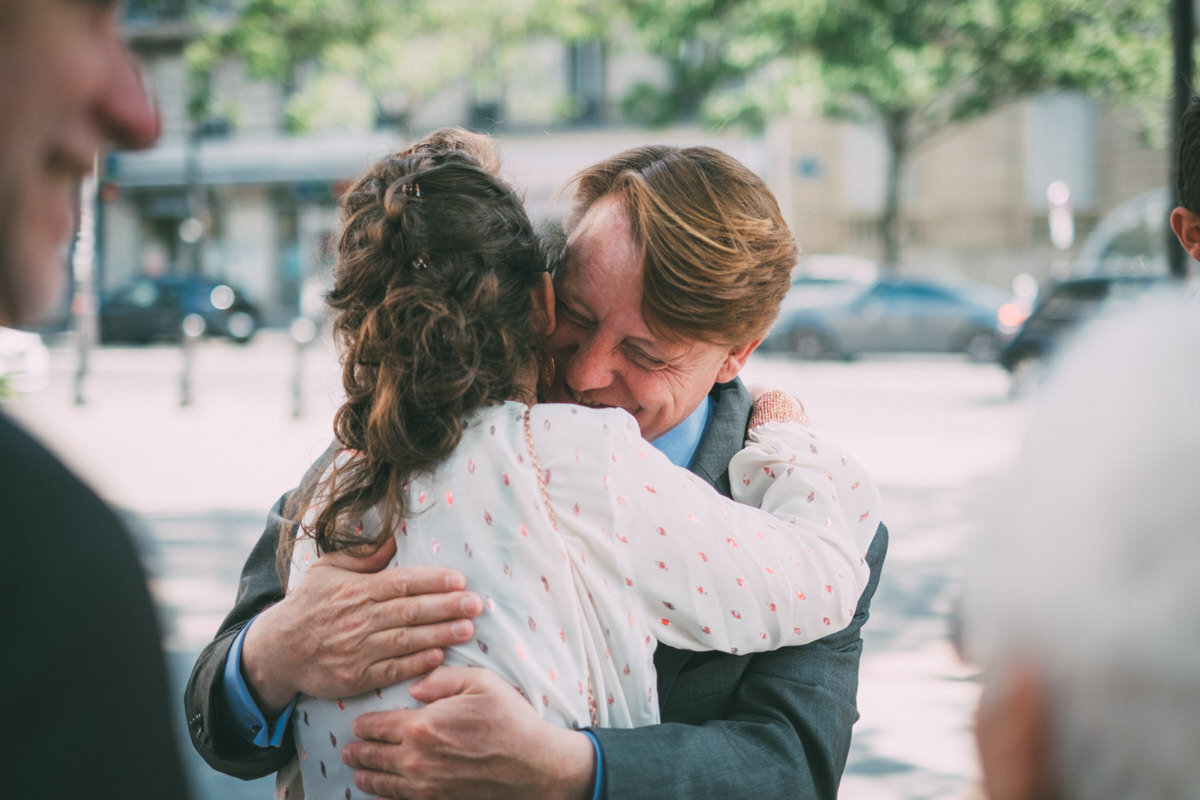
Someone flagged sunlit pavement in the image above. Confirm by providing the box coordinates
[5,332,1034,799]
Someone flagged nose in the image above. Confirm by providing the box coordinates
[99,44,161,152]
[562,332,620,395]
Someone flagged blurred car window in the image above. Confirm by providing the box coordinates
[784,276,869,310]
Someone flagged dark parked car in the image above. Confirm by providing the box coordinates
[761,274,1024,361]
[999,274,1170,377]
[99,275,260,344]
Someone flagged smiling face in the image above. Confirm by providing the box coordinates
[0,0,159,326]
[543,194,753,442]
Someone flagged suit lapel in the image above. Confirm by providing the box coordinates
[687,379,752,496]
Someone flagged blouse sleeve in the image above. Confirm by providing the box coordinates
[285,450,358,593]
[597,412,880,655]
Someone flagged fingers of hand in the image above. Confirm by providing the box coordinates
[366,566,472,603]
[353,767,408,800]
[408,665,490,704]
[302,594,476,696]
[350,710,411,745]
[371,589,482,635]
[366,613,471,665]
[749,389,809,428]
[350,616,476,694]
[342,739,411,797]
[360,646,446,692]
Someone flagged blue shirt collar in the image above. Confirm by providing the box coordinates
[649,395,714,468]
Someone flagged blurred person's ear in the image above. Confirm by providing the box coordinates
[1170,207,1200,262]
[531,272,555,338]
[975,661,1054,800]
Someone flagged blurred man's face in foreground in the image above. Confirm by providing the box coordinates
[0,0,159,326]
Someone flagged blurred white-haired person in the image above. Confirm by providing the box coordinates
[960,290,1200,800]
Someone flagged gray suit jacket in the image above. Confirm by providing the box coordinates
[184,379,888,797]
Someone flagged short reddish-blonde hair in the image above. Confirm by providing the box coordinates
[564,145,797,347]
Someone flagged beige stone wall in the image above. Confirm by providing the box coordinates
[1097,106,1169,211]
[781,116,847,255]
[778,98,1168,287]
[910,105,1028,251]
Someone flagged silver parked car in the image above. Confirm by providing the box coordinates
[761,274,1025,361]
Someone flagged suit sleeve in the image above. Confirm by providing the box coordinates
[591,521,888,799]
[183,490,297,779]
[186,444,339,777]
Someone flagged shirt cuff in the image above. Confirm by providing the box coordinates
[582,729,604,800]
[222,617,296,748]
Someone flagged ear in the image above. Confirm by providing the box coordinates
[530,272,556,338]
[975,662,1055,800]
[714,338,761,384]
[1170,207,1200,262]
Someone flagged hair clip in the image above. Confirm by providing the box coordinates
[400,182,421,198]
[412,252,430,270]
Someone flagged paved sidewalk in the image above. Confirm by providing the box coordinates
[6,334,1028,798]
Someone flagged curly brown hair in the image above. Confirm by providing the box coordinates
[288,141,546,562]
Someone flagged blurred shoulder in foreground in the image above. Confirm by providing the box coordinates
[964,289,1200,800]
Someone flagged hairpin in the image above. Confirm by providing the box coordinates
[400,182,421,198]
[412,252,430,270]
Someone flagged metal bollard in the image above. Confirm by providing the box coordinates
[289,316,317,419]
[179,313,205,407]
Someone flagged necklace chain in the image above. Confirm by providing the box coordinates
[522,407,596,726]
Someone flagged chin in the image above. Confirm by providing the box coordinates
[4,242,66,325]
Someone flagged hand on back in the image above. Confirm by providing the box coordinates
[241,537,483,713]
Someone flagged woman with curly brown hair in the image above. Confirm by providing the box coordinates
[279,136,880,800]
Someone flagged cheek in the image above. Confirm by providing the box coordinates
[544,322,582,360]
[0,169,60,325]
[0,250,65,327]
[624,372,671,414]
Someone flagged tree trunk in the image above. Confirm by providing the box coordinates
[880,110,911,272]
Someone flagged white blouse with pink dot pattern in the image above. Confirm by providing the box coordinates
[287,400,880,800]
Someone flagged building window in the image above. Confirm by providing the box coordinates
[568,40,606,124]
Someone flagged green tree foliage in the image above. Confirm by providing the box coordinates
[186,0,625,135]
[624,0,1170,266]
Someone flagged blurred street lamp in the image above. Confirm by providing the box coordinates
[1012,272,1039,317]
[182,117,209,276]
[1047,181,1074,278]
[179,216,204,245]
[72,159,100,406]
[1047,181,1075,252]
[289,316,317,419]
[179,312,205,407]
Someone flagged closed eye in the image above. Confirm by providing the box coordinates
[556,301,594,329]
[625,346,669,370]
